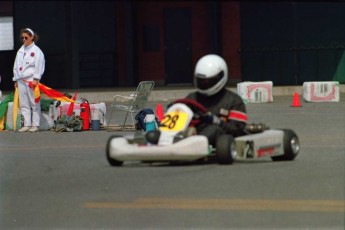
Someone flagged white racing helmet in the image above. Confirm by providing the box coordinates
[194,54,228,96]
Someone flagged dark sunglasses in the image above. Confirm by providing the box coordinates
[21,36,29,40]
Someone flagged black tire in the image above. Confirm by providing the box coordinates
[216,135,236,165]
[271,129,300,161]
[106,135,124,166]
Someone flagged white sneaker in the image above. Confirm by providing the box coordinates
[29,126,39,132]
[18,126,31,132]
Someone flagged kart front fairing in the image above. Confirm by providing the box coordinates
[107,102,212,162]
[107,135,210,162]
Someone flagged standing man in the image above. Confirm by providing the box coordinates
[13,28,45,132]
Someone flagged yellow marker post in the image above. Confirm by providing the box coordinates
[0,115,4,130]
[12,87,19,131]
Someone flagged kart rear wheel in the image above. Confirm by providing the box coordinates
[271,129,300,161]
[106,135,124,166]
[216,135,236,165]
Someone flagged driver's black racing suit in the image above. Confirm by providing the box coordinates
[186,88,248,146]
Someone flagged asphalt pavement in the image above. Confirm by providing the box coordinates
[0,92,344,229]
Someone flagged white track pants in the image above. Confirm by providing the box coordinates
[17,80,41,127]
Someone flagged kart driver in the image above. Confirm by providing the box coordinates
[185,54,248,146]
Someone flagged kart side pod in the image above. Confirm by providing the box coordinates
[234,129,300,161]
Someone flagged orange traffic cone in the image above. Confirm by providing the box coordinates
[155,103,164,121]
[291,92,302,107]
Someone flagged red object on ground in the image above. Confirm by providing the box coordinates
[291,92,302,107]
[155,103,164,121]
[80,99,90,130]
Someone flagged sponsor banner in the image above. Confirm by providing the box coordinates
[303,81,339,102]
[5,102,53,130]
[53,101,107,125]
[237,81,273,103]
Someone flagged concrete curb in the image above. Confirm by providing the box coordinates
[73,85,345,102]
[70,85,345,103]
[1,85,344,103]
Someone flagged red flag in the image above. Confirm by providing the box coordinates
[37,83,76,103]
[67,91,78,116]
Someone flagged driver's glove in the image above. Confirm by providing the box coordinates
[200,112,223,126]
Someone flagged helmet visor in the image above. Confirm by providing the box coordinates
[196,71,224,90]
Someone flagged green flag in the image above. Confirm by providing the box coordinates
[0,93,14,119]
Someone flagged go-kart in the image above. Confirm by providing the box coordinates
[106,98,300,166]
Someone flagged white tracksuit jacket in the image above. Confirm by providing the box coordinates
[13,42,45,127]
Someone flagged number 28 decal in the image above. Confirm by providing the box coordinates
[160,111,188,131]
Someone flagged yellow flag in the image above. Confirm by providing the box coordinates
[34,85,41,102]
[13,87,19,131]
[0,115,4,130]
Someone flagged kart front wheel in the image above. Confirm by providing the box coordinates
[216,135,236,165]
[271,129,300,161]
[106,135,124,166]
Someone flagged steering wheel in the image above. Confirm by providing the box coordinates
[171,98,208,127]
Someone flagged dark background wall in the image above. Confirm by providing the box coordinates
[1,1,119,90]
[0,1,344,92]
[240,2,345,85]
[13,1,69,88]
[14,1,117,89]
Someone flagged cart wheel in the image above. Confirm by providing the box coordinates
[216,135,236,165]
[106,135,124,166]
[271,129,300,161]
